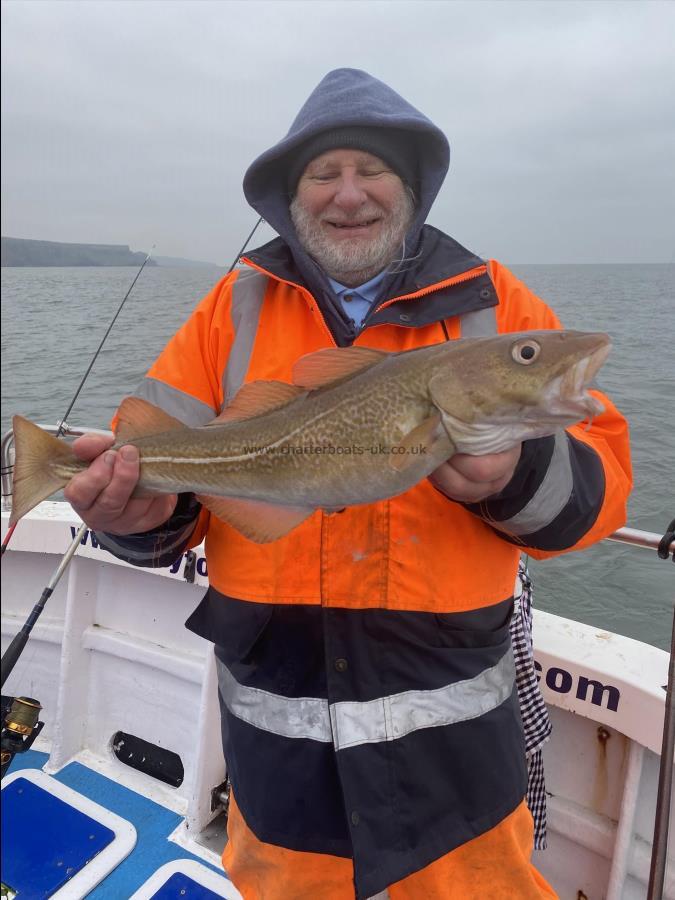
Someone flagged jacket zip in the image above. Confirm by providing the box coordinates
[241,257,488,342]
[241,256,339,346]
[373,264,488,313]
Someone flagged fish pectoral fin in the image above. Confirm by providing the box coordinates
[389,413,450,473]
[427,371,474,425]
[115,397,187,443]
[292,347,387,390]
[195,494,316,543]
[212,381,306,424]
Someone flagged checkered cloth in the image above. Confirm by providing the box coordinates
[510,561,552,850]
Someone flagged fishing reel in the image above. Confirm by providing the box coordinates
[0,694,44,780]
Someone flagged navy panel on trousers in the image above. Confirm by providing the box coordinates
[339,688,527,898]
[192,590,525,898]
[216,679,352,858]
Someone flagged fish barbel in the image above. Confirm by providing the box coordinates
[10,330,610,542]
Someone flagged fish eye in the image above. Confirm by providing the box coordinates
[511,339,541,365]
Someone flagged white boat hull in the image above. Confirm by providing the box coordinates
[2,503,673,898]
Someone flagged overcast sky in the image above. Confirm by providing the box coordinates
[2,0,674,265]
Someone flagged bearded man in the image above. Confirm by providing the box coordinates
[64,69,631,899]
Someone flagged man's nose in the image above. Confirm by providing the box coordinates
[333,172,367,208]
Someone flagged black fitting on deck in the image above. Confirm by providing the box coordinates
[657,518,675,563]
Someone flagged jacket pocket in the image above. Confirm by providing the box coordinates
[435,597,513,649]
[185,587,274,664]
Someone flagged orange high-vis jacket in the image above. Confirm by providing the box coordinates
[134,258,631,614]
[97,245,630,899]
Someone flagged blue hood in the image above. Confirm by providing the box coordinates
[243,68,450,259]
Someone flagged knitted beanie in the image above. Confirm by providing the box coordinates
[287,126,418,193]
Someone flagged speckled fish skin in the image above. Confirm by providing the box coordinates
[105,330,609,507]
[10,330,610,525]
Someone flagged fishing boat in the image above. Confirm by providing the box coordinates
[1,425,673,900]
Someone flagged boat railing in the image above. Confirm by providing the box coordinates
[1,425,673,558]
[605,527,674,555]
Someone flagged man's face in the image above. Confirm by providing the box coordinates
[290,149,415,287]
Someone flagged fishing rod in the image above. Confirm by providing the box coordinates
[1,246,156,556]
[647,602,674,900]
[0,246,156,691]
[646,517,675,900]
[1,221,263,698]
[229,217,264,274]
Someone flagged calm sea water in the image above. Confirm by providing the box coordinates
[1,264,673,650]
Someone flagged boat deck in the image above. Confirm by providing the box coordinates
[3,750,240,899]
[1,503,673,899]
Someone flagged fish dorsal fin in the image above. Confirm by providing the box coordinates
[212,381,305,424]
[292,347,387,390]
[196,494,315,543]
[115,397,187,443]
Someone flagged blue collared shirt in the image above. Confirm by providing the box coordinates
[328,269,388,330]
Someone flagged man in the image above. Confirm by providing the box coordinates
[64,69,632,899]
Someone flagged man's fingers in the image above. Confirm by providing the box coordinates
[64,444,139,514]
[448,447,521,484]
[83,446,140,517]
[64,449,117,510]
[104,494,178,536]
[430,466,506,503]
[429,449,519,503]
[71,433,115,461]
[62,443,174,535]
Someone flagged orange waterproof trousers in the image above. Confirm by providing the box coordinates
[222,794,558,899]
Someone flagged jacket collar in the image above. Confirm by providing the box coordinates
[244,225,497,346]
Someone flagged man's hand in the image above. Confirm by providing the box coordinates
[429,445,521,504]
[63,433,177,535]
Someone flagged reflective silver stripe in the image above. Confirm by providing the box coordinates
[222,268,268,406]
[216,649,515,749]
[459,306,497,337]
[216,656,332,742]
[492,429,573,536]
[330,650,515,749]
[135,377,215,426]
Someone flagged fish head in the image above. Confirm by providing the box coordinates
[428,330,611,454]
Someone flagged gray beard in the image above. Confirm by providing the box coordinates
[290,190,415,287]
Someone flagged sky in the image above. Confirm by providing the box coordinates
[1,0,674,265]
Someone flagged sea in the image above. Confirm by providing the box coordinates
[1,264,673,651]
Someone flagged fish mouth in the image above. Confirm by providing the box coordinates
[536,337,611,423]
[439,332,612,455]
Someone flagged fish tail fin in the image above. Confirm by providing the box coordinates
[10,416,75,525]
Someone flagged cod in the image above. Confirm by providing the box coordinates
[10,330,609,543]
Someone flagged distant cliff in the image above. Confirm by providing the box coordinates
[1,237,156,267]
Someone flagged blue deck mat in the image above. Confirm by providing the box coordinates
[2,776,116,898]
[150,871,226,900]
[6,751,233,899]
